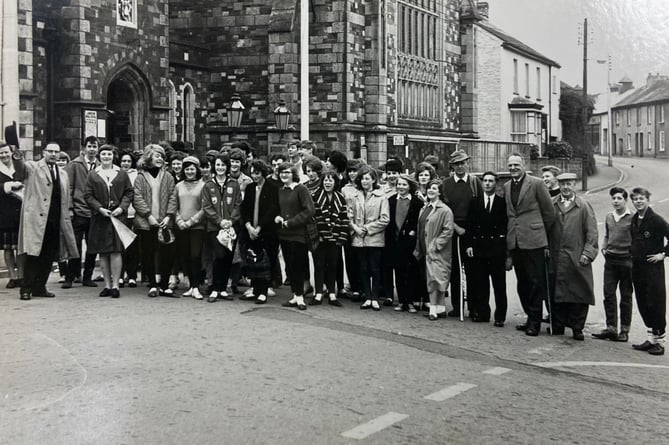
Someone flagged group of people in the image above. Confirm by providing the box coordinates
[1,137,667,356]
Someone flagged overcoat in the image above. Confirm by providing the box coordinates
[385,193,422,264]
[84,166,134,253]
[17,158,78,260]
[549,196,599,304]
[415,200,454,293]
[0,158,27,231]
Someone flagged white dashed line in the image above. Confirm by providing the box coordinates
[659,197,669,203]
[528,345,554,355]
[535,361,669,369]
[424,382,477,402]
[341,412,409,439]
[482,366,511,376]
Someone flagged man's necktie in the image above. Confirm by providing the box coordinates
[486,197,492,213]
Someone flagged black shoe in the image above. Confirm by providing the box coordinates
[61,280,73,289]
[516,324,528,331]
[119,280,125,288]
[93,274,104,282]
[34,290,55,298]
[383,298,393,307]
[647,344,665,355]
[99,288,112,297]
[328,299,342,307]
[592,329,617,340]
[572,330,585,341]
[255,295,267,305]
[282,301,298,307]
[350,293,362,303]
[616,332,629,342]
[82,279,98,287]
[494,321,505,327]
[632,340,654,351]
[20,291,31,300]
[447,309,461,318]
[309,297,323,306]
[110,288,120,299]
[6,279,18,289]
[128,280,137,288]
[360,301,372,310]
[428,314,438,321]
[297,303,307,310]
[525,327,539,336]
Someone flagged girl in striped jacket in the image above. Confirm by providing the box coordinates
[310,169,349,306]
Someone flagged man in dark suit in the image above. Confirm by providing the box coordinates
[503,153,556,336]
[465,171,508,326]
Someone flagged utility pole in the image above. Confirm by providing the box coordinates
[580,18,589,191]
[300,0,309,141]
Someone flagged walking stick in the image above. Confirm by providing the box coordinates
[457,236,466,322]
[544,258,553,335]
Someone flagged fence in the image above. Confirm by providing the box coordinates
[458,140,531,174]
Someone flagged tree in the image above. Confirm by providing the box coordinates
[559,83,596,175]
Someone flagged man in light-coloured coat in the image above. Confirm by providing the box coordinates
[504,153,556,336]
[18,143,78,300]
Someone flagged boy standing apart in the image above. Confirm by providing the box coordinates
[593,187,633,342]
[629,187,669,356]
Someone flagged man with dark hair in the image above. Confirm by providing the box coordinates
[228,147,253,195]
[62,136,100,288]
[18,143,78,300]
[465,171,508,326]
[504,153,555,336]
[380,157,403,306]
[268,153,286,188]
[441,149,483,318]
[593,186,633,342]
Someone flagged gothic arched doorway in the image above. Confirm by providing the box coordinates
[106,65,149,151]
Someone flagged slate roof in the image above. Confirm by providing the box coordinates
[613,79,669,108]
[478,21,561,68]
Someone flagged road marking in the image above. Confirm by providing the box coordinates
[424,382,477,402]
[528,345,554,355]
[482,366,511,375]
[660,197,669,203]
[341,412,409,439]
[535,361,669,370]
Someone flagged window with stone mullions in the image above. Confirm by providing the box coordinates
[397,0,440,122]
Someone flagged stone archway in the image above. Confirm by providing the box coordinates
[106,65,150,151]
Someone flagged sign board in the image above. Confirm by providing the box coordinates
[84,110,97,138]
[393,135,405,146]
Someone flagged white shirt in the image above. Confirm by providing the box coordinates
[454,173,469,183]
[484,193,495,210]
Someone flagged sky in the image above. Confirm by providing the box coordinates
[483,0,669,94]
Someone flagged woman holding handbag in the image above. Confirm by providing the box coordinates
[310,169,349,306]
[349,165,389,311]
[275,162,315,310]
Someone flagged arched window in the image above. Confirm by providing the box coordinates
[182,83,195,144]
[167,80,177,141]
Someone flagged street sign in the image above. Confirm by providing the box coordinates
[393,135,405,146]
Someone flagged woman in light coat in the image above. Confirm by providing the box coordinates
[415,179,454,320]
[349,165,389,311]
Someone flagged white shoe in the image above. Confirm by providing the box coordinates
[220,291,229,298]
[243,288,254,297]
[267,288,276,297]
[182,288,193,298]
[192,288,203,300]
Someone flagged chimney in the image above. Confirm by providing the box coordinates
[618,75,634,93]
[476,2,489,19]
[647,72,669,87]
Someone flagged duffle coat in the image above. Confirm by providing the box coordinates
[414,200,454,293]
[17,159,78,260]
[549,196,599,305]
[349,188,389,248]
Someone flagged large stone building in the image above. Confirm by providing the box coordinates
[3,0,535,167]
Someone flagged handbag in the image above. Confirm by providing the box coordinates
[157,227,175,245]
[246,247,271,280]
[304,218,320,251]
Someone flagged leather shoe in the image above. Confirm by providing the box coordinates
[99,288,112,297]
[255,295,267,305]
[616,332,629,342]
[591,329,617,340]
[383,298,394,307]
[428,314,438,321]
[572,330,585,341]
[20,291,31,300]
[494,321,504,327]
[328,299,342,307]
[34,290,55,298]
[110,288,120,299]
[297,303,307,310]
[525,327,539,336]
[309,297,323,306]
[516,324,528,331]
[282,301,298,307]
[82,279,98,287]
[632,340,654,351]
[647,343,665,355]
[61,280,73,289]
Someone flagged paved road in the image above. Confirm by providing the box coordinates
[1,155,668,444]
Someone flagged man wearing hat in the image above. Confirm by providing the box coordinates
[547,172,598,340]
[441,149,483,318]
[541,165,562,197]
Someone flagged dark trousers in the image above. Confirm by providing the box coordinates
[632,261,666,335]
[138,228,174,289]
[211,233,235,292]
[336,247,345,291]
[22,220,60,295]
[511,247,546,329]
[344,242,362,293]
[251,235,279,297]
[380,245,394,301]
[121,218,138,281]
[471,255,508,322]
[281,240,309,295]
[393,255,418,306]
[553,302,589,332]
[450,234,475,314]
[355,246,383,301]
[603,260,633,330]
[314,241,339,294]
[66,215,96,281]
[177,229,204,288]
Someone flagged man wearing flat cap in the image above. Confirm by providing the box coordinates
[441,149,483,318]
[547,172,598,340]
[541,165,562,197]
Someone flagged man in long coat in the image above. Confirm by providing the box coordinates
[548,173,598,340]
[18,143,78,300]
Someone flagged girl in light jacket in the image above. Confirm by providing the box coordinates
[415,179,454,320]
[349,165,389,311]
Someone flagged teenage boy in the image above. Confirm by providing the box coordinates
[629,187,669,356]
[592,187,633,342]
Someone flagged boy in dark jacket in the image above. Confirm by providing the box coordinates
[629,187,669,355]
